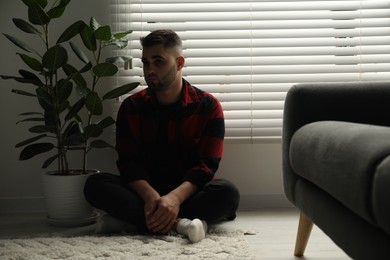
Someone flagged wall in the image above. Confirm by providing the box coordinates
[0,0,290,213]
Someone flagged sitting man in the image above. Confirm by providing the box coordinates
[84,29,240,243]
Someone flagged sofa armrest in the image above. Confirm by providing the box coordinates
[282,81,390,202]
[290,121,390,224]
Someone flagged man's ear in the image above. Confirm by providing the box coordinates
[177,56,185,70]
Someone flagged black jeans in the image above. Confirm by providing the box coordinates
[84,173,240,231]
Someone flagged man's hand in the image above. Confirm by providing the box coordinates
[146,181,199,234]
[129,180,198,234]
[145,193,180,234]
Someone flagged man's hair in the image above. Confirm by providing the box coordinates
[140,29,182,49]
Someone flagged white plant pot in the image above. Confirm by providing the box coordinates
[42,170,99,227]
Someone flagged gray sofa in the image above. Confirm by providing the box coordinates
[282,81,390,259]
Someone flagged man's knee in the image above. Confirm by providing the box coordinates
[84,172,120,200]
[207,179,240,207]
[210,179,239,194]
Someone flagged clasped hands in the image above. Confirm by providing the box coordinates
[144,193,180,234]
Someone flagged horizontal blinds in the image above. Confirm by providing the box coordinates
[110,0,390,142]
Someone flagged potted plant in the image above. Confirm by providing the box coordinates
[1,0,139,226]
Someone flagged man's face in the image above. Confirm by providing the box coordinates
[141,44,181,92]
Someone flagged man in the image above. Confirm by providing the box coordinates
[84,29,240,243]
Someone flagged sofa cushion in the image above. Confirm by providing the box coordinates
[373,155,390,235]
[290,121,390,228]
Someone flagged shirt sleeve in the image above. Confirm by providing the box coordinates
[115,98,150,184]
[182,94,225,187]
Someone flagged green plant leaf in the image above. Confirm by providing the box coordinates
[75,85,89,98]
[19,112,42,116]
[103,82,139,100]
[98,116,115,129]
[15,134,47,148]
[62,133,85,146]
[90,17,100,31]
[11,89,36,97]
[1,74,40,86]
[14,70,43,87]
[28,2,51,25]
[80,25,96,52]
[114,30,133,39]
[72,112,82,124]
[58,80,73,104]
[69,41,89,63]
[84,124,103,138]
[12,18,41,34]
[19,69,39,78]
[85,91,102,115]
[65,97,85,121]
[47,6,65,18]
[36,88,52,111]
[29,125,56,134]
[47,0,71,19]
[42,45,68,72]
[43,109,57,127]
[58,100,70,114]
[18,53,43,71]
[64,120,83,136]
[19,69,43,86]
[63,121,85,146]
[79,61,93,73]
[95,25,111,41]
[57,20,86,44]
[3,34,34,53]
[92,63,118,77]
[90,139,114,149]
[19,142,54,160]
[62,63,87,88]
[16,117,45,124]
[42,153,58,169]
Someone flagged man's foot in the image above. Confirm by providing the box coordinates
[95,214,136,234]
[176,218,208,243]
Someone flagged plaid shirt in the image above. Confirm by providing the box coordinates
[116,79,225,194]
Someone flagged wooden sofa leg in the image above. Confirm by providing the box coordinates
[294,212,314,257]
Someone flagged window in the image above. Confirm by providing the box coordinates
[110,0,390,142]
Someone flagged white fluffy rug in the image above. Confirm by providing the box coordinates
[0,229,254,260]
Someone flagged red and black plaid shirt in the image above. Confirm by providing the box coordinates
[116,79,225,195]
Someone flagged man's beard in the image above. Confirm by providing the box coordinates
[146,65,177,93]
[147,81,166,92]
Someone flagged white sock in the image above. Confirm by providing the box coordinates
[176,218,208,243]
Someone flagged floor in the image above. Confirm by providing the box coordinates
[0,208,350,259]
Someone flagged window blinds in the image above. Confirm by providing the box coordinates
[110,0,390,142]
